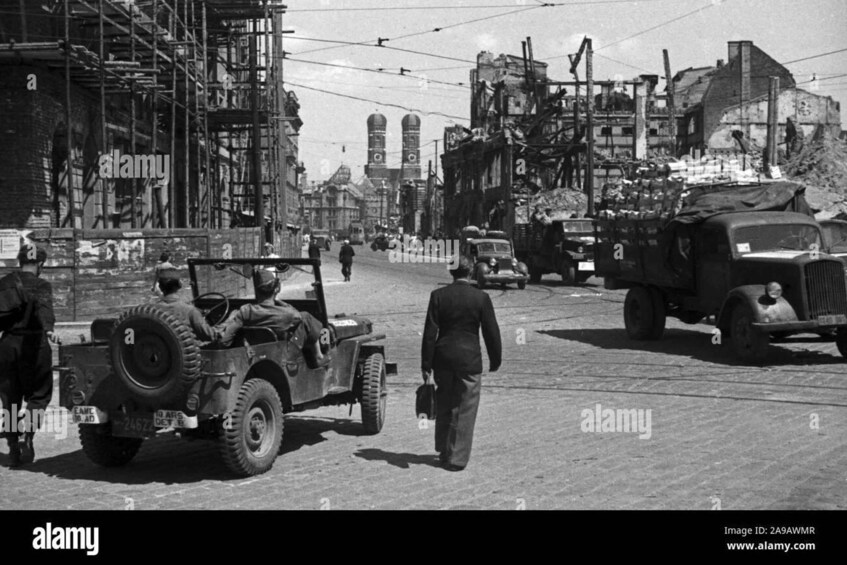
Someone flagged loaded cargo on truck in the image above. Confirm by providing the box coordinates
[593,175,847,363]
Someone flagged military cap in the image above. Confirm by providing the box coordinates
[254,269,277,289]
[17,243,47,264]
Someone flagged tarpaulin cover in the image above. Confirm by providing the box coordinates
[669,182,812,226]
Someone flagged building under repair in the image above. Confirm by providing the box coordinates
[0,0,299,320]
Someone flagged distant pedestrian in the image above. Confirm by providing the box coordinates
[421,255,501,471]
[308,237,321,261]
[151,252,175,295]
[339,239,355,282]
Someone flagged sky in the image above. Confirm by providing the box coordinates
[281,0,847,183]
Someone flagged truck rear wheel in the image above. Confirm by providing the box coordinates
[219,379,284,477]
[360,352,387,434]
[79,424,143,467]
[624,287,664,340]
[529,261,542,284]
[730,304,769,362]
[561,260,576,285]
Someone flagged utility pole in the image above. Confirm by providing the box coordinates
[585,38,595,218]
[249,34,264,235]
[766,76,780,171]
[663,49,677,156]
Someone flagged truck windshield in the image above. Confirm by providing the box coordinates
[476,242,512,254]
[733,225,822,254]
[821,223,847,253]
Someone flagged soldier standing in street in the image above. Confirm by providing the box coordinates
[421,256,501,471]
[0,244,58,467]
[339,239,355,282]
[308,236,322,261]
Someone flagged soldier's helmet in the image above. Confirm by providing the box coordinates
[17,243,47,264]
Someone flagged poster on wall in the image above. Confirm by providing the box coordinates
[0,229,22,260]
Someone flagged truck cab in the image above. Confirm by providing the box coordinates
[599,211,847,362]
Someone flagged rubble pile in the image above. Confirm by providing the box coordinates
[783,133,847,218]
[513,188,587,223]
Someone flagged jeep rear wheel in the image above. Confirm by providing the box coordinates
[219,379,284,477]
[360,353,387,434]
[79,424,143,467]
[109,305,201,404]
[624,286,664,340]
[730,304,769,362]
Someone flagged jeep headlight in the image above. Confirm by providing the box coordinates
[766,282,783,300]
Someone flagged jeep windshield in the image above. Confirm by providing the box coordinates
[475,242,512,255]
[732,224,822,255]
[194,262,318,302]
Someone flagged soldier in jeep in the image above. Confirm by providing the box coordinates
[214,269,328,366]
[154,268,217,342]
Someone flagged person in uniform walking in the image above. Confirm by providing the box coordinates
[0,244,58,467]
[215,269,328,367]
[339,239,355,282]
[308,236,322,261]
[153,268,218,342]
[421,255,501,471]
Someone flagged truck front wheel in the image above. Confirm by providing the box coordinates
[624,287,664,340]
[730,304,769,362]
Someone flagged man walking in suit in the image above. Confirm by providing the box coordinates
[421,256,501,471]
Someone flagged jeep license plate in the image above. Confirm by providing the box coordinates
[111,413,156,438]
[578,261,594,272]
[154,410,197,429]
[72,406,106,424]
[818,314,847,326]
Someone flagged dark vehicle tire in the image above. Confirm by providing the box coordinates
[648,287,667,340]
[219,379,284,477]
[529,262,543,284]
[325,242,331,251]
[476,264,490,290]
[561,260,576,285]
[730,304,769,362]
[835,328,847,358]
[79,424,143,467]
[517,280,527,290]
[109,305,201,405]
[370,243,377,251]
[360,352,387,434]
[624,286,662,341]
[576,271,592,284]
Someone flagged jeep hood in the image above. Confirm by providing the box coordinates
[328,315,373,340]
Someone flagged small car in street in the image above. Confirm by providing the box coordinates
[311,229,332,251]
[461,233,529,290]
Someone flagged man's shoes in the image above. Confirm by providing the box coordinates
[20,434,35,465]
[443,462,465,472]
[7,441,22,468]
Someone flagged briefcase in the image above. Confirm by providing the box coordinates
[415,376,437,420]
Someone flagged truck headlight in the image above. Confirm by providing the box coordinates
[766,282,783,300]
[578,246,584,254]
[489,258,497,266]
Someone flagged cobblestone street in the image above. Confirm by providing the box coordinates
[2,246,845,510]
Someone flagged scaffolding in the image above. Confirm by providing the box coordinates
[0,0,290,241]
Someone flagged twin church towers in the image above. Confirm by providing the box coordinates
[364,113,421,182]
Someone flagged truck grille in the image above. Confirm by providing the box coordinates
[805,261,847,319]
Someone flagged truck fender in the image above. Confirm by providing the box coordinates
[717,285,798,334]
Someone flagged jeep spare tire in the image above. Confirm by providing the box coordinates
[109,304,202,404]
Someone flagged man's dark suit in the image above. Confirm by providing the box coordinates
[421,279,501,468]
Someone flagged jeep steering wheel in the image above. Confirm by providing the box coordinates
[194,293,230,326]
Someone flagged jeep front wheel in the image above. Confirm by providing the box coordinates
[79,424,143,467]
[360,352,387,434]
[730,304,769,362]
[219,379,284,476]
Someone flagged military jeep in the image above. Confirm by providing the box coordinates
[57,258,395,476]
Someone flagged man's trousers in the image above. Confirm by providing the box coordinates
[433,370,481,468]
[0,334,53,440]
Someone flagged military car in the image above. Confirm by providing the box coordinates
[514,219,595,284]
[461,230,529,290]
[57,258,395,476]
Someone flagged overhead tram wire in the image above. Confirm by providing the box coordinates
[282,81,469,121]
[285,0,673,13]
[281,56,471,90]
[286,36,475,65]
